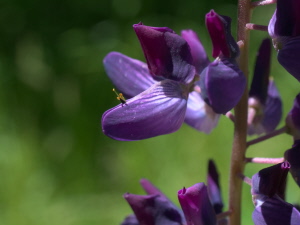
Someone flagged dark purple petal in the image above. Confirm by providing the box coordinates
[252,197,300,225]
[249,39,271,105]
[140,179,186,223]
[278,37,300,82]
[207,160,223,214]
[178,183,216,225]
[181,30,210,74]
[199,59,246,114]
[103,52,156,98]
[284,140,300,187]
[184,91,220,134]
[274,0,300,37]
[268,10,277,39]
[251,162,290,199]
[133,24,195,84]
[205,10,239,59]
[121,214,140,225]
[286,93,300,139]
[248,80,282,136]
[102,80,188,141]
[260,80,282,133]
[124,194,184,225]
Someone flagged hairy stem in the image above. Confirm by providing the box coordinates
[245,157,284,164]
[228,1,252,225]
[246,23,268,32]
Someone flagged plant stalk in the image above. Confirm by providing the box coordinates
[228,1,252,224]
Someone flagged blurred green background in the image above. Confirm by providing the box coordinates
[0,0,299,224]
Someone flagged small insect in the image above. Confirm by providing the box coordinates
[112,88,127,106]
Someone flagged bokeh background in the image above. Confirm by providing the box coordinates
[0,0,299,224]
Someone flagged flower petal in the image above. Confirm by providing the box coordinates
[278,37,300,82]
[184,91,220,134]
[200,59,246,114]
[124,193,184,225]
[252,197,300,225]
[133,23,196,84]
[102,80,188,141]
[103,52,156,98]
[207,160,223,214]
[178,183,216,225]
[284,140,300,187]
[181,30,210,74]
[251,162,290,199]
[260,80,282,133]
[121,214,140,225]
[205,10,239,59]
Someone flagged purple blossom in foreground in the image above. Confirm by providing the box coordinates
[284,140,300,187]
[248,39,282,135]
[268,0,300,81]
[102,24,220,141]
[251,162,300,225]
[121,179,219,225]
[178,183,216,225]
[199,10,246,114]
[286,93,300,140]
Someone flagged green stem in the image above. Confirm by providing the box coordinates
[228,1,252,225]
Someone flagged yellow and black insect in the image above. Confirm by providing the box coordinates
[112,88,127,106]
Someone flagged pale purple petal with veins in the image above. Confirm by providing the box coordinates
[185,91,220,133]
[103,52,156,98]
[102,80,188,141]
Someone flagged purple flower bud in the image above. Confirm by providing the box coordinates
[124,193,183,225]
[251,162,290,199]
[102,80,188,141]
[252,196,300,225]
[199,59,246,114]
[205,10,239,59]
[207,160,223,214]
[181,30,210,74]
[249,39,271,104]
[133,23,195,84]
[284,140,300,187]
[286,93,300,140]
[178,183,216,225]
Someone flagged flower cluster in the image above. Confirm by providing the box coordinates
[101,0,300,224]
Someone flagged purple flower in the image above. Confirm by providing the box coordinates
[286,93,300,140]
[207,160,223,215]
[247,39,282,136]
[284,140,300,187]
[102,24,219,141]
[251,162,300,225]
[178,183,217,225]
[122,179,186,225]
[199,10,246,114]
[268,0,300,81]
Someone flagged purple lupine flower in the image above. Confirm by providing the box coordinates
[199,10,246,114]
[286,93,300,140]
[248,39,282,135]
[284,140,300,187]
[178,183,217,225]
[121,179,186,225]
[268,0,300,81]
[102,24,219,141]
[207,160,223,214]
[251,162,300,225]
